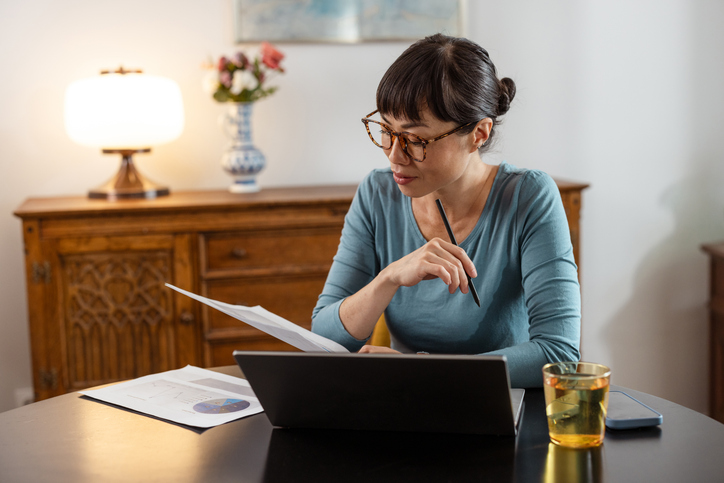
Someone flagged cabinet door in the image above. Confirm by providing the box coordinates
[28,233,199,399]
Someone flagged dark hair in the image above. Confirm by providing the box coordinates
[376,33,515,153]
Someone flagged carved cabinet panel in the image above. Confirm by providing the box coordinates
[62,250,175,389]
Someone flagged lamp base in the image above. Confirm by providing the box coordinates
[89,149,170,200]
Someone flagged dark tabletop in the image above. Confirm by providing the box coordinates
[1,365,723,483]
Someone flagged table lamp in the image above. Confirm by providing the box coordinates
[64,67,184,199]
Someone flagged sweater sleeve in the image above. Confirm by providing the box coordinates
[485,171,581,387]
[311,175,379,351]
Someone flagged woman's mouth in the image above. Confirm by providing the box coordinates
[392,172,416,185]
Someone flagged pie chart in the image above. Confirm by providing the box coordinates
[193,398,251,414]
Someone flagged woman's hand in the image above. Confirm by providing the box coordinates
[384,237,477,294]
[358,345,401,354]
[337,239,476,341]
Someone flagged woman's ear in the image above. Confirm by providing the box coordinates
[471,118,493,152]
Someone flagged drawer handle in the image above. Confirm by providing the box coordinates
[231,247,248,259]
[179,310,195,325]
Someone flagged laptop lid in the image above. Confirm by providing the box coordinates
[233,351,524,436]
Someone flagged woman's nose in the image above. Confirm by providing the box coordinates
[387,136,410,165]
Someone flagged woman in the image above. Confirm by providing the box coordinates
[311,34,580,387]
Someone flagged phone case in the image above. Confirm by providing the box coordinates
[605,390,663,429]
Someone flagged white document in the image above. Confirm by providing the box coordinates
[80,365,263,428]
[165,283,349,353]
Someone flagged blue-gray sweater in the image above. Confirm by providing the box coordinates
[312,162,581,387]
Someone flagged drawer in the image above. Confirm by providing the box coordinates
[202,275,327,333]
[202,227,341,273]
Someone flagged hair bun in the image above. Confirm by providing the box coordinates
[498,77,516,115]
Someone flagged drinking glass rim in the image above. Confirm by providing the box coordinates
[542,361,611,379]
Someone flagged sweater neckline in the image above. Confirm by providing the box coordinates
[405,161,507,249]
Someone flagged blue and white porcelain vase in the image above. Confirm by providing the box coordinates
[220,102,266,193]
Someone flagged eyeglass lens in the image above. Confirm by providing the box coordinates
[368,123,425,162]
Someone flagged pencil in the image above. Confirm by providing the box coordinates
[435,199,481,307]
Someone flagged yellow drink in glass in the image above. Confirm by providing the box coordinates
[543,362,611,448]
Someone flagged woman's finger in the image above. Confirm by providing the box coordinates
[421,243,469,294]
[432,238,477,279]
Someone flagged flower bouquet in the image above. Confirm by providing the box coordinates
[204,42,285,193]
[204,42,285,103]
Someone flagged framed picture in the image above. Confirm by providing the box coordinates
[233,0,466,44]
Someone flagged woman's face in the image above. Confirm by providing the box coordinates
[379,108,482,199]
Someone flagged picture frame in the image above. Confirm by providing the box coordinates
[233,0,467,44]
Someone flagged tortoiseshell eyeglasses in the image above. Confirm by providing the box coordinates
[361,109,476,162]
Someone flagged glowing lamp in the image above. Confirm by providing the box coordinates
[64,67,184,199]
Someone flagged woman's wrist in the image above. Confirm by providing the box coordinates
[339,268,400,339]
[378,261,403,291]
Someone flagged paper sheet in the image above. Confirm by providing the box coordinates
[80,365,263,428]
[165,283,349,353]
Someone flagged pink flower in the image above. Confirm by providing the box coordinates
[217,56,228,72]
[260,42,284,70]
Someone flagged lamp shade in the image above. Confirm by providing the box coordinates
[64,71,184,149]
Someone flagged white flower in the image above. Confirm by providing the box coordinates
[202,70,219,94]
[230,69,257,95]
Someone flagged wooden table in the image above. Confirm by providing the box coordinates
[1,365,723,482]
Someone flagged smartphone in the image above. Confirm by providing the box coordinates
[605,390,663,430]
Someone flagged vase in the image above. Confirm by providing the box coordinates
[220,102,266,193]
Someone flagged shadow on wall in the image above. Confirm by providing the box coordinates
[602,160,724,412]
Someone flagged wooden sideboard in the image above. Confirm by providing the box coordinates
[15,180,588,401]
[702,242,724,423]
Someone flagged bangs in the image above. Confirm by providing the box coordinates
[376,48,454,124]
[375,40,482,127]
[374,33,512,153]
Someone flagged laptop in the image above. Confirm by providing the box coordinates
[233,351,524,436]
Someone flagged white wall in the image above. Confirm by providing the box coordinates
[1,0,722,414]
